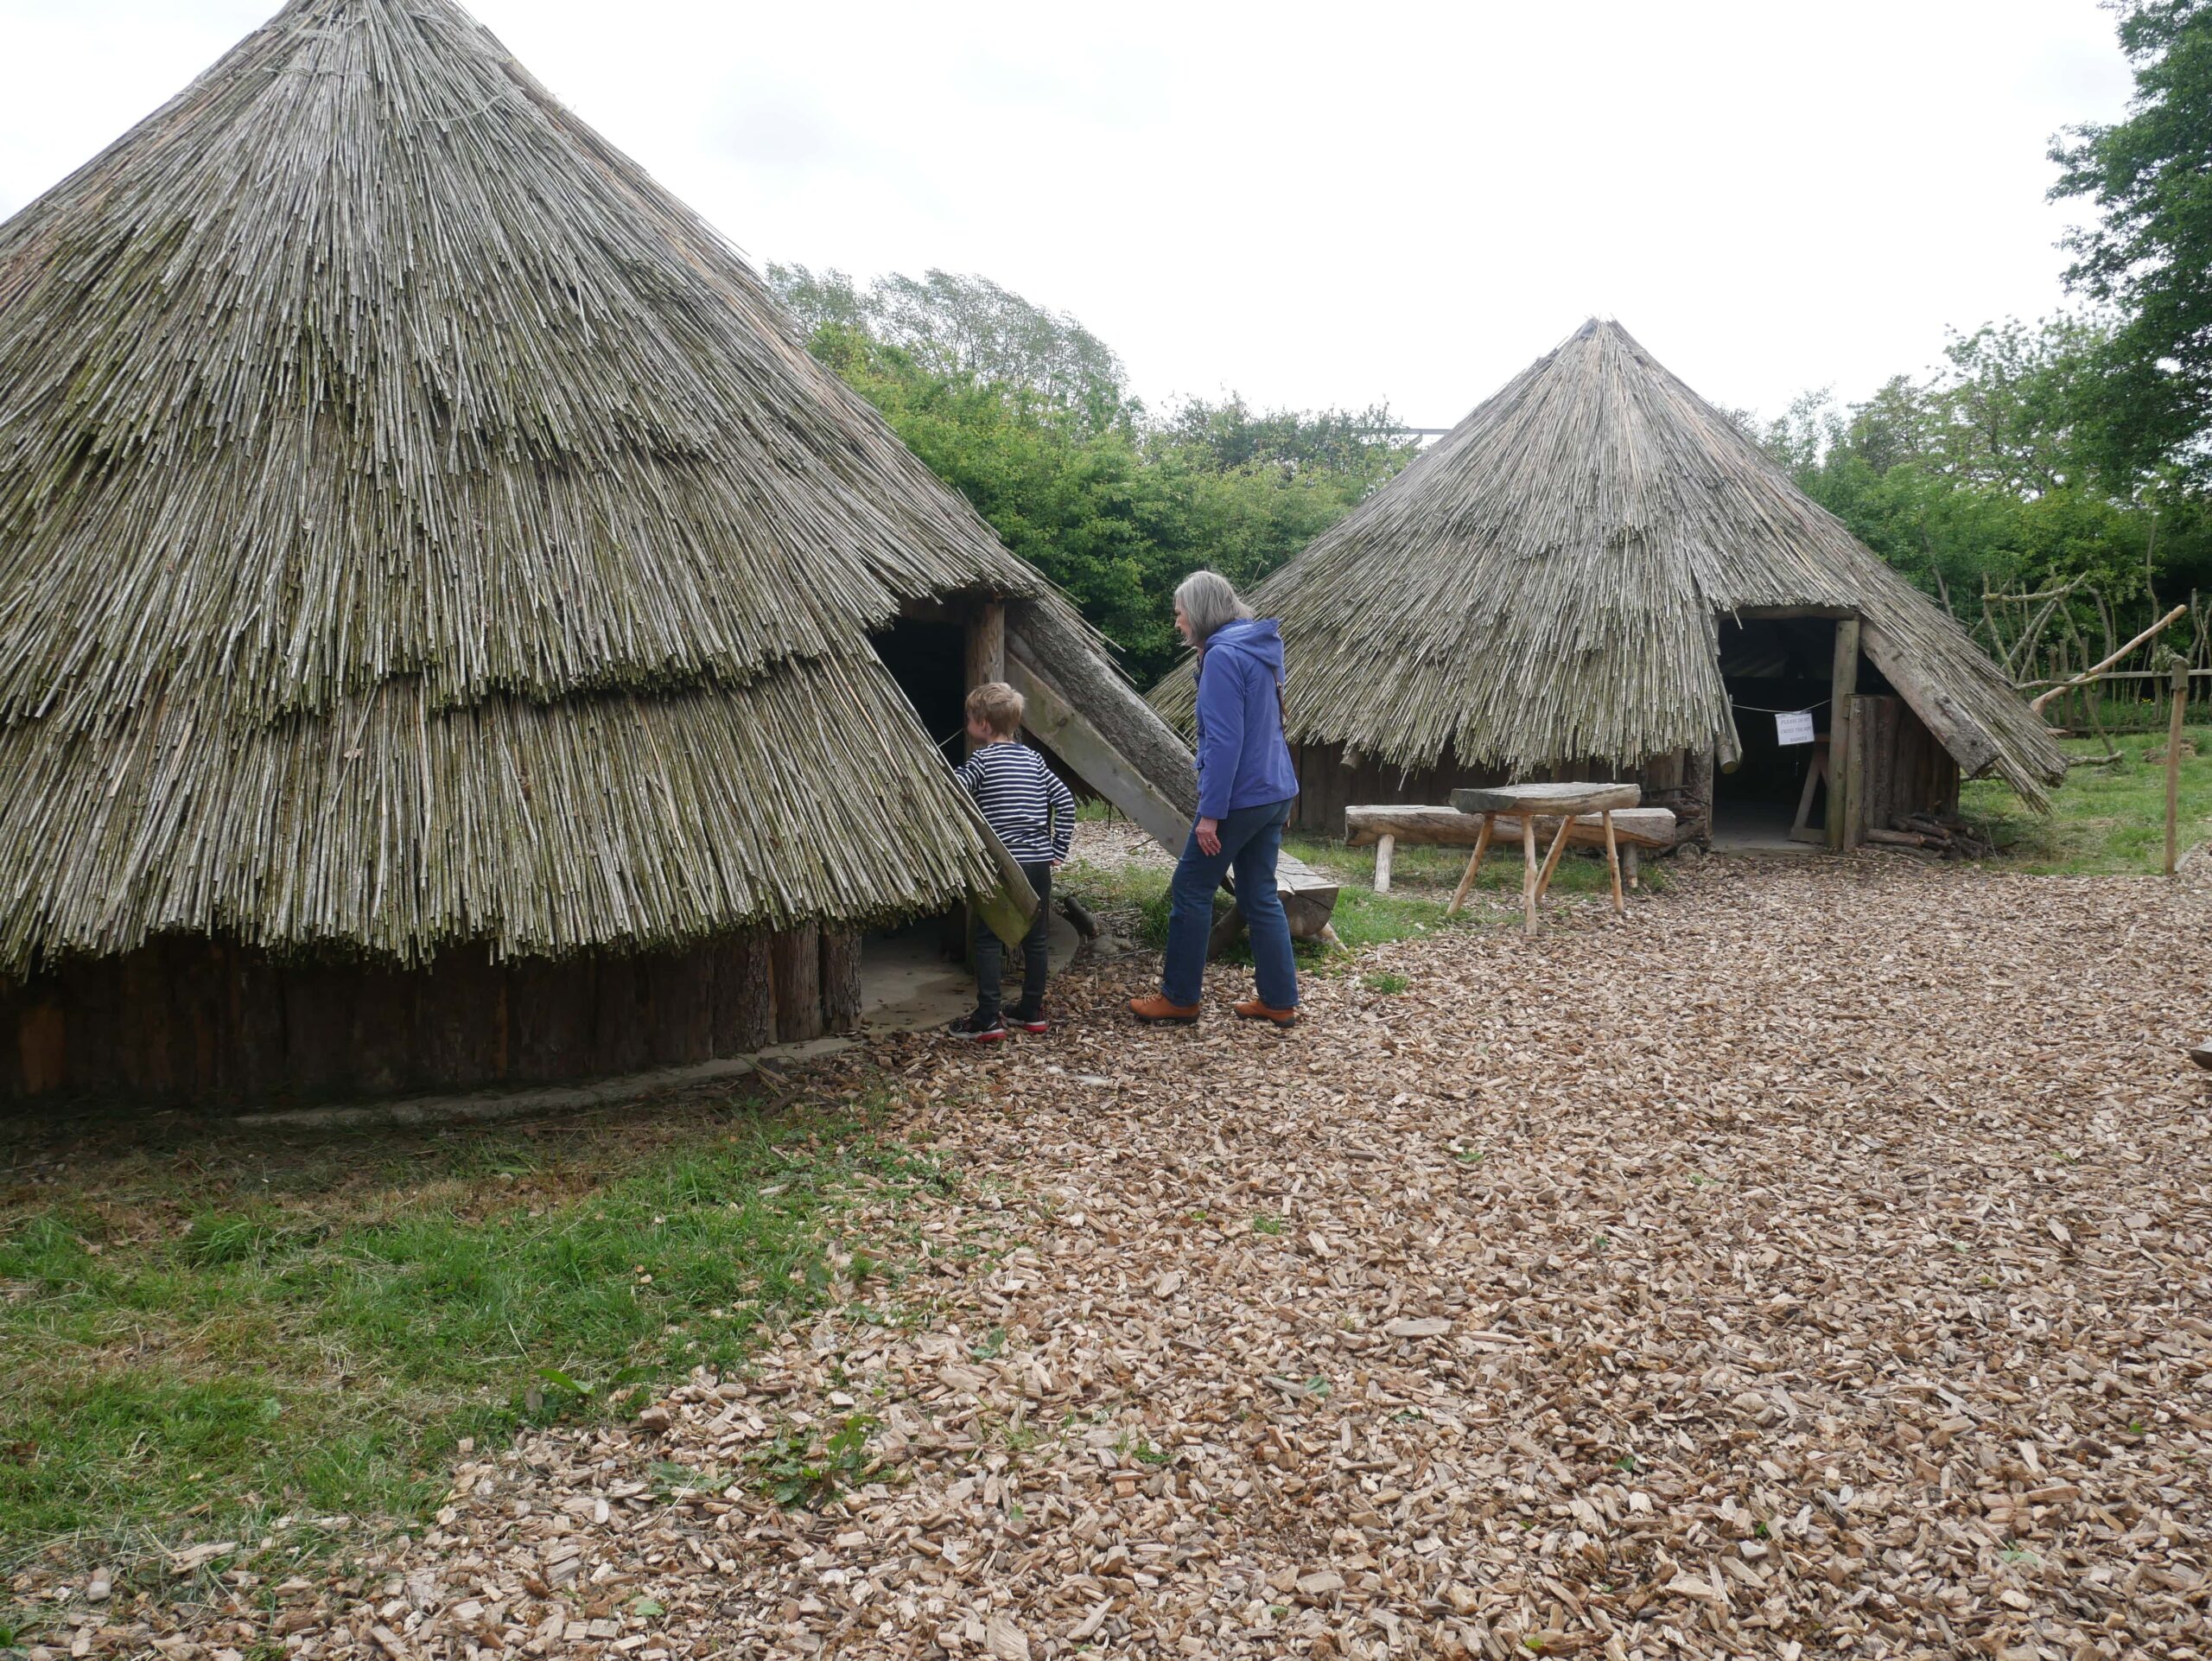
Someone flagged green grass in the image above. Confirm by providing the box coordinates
[1963,723,2212,873]
[0,1097,939,1581]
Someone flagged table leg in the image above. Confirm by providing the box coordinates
[1446,815,1493,916]
[1532,812,1575,907]
[1604,810,1624,915]
[1521,813,1538,937]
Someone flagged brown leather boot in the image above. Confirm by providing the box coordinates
[1128,994,1202,1024]
[1234,998,1300,1028]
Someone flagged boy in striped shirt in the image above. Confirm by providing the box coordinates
[949,682,1076,1041]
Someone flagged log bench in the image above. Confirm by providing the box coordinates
[1345,803,1677,901]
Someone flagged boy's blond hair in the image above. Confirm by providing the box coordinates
[965,681,1025,739]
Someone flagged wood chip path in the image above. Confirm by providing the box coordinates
[28,859,2212,1661]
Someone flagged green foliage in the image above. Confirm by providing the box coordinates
[749,1413,877,1510]
[0,1106,928,1570]
[767,264,1415,684]
[2050,1,2212,475]
[1756,315,2212,615]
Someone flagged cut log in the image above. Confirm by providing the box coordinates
[1453,782,1640,817]
[1348,804,1676,850]
[818,928,863,1034]
[768,923,823,1043]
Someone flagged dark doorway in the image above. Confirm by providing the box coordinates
[1713,615,1837,846]
[872,615,968,764]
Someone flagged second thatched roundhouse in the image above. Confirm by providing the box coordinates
[1154,320,2066,843]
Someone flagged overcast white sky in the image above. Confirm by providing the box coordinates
[0,0,2138,428]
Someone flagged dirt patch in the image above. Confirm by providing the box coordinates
[17,856,2212,1659]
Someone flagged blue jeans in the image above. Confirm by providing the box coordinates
[1162,797,1299,1009]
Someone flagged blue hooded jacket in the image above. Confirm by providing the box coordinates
[1192,617,1300,820]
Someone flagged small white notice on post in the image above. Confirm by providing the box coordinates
[1775,710,1815,747]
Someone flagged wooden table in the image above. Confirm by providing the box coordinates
[1446,783,1642,934]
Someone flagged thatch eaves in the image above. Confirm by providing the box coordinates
[1154,320,2065,807]
[0,0,1067,973]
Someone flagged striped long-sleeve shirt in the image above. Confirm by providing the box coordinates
[954,741,1075,863]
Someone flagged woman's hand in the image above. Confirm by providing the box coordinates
[1196,817,1222,856]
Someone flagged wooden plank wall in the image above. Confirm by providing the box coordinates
[0,925,862,1107]
[1849,695,1962,840]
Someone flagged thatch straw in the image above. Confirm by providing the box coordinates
[0,0,1068,973]
[1154,320,2065,807]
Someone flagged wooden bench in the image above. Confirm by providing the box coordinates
[1448,784,1642,935]
[1345,805,1679,899]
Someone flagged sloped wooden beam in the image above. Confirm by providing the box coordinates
[1006,602,1338,942]
[1860,621,2001,779]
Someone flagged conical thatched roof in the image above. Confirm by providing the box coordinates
[1154,320,2064,806]
[0,0,1061,975]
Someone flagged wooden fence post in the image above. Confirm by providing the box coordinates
[1829,618,1859,849]
[2166,653,2190,876]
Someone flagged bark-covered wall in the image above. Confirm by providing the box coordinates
[0,926,862,1105]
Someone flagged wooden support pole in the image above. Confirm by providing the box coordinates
[1373,834,1395,894]
[963,600,1006,756]
[1829,618,1859,850]
[1604,810,1624,915]
[1521,813,1538,938]
[1446,815,1493,917]
[1624,843,1640,890]
[2166,654,2189,876]
[1844,694,1870,851]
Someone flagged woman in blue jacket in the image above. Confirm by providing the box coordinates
[1129,570,1301,1028]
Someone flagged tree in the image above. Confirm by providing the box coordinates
[768,264,1127,430]
[2050,0,2212,474]
[766,264,1416,684]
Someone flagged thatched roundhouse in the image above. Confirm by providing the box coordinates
[0,0,1099,1102]
[1154,320,2065,843]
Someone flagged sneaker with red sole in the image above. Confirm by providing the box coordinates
[1006,1003,1050,1034]
[946,1009,1007,1043]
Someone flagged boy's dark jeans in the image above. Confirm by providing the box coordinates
[973,862,1052,1020]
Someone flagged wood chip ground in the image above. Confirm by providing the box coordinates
[17,856,2212,1660]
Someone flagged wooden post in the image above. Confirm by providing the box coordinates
[1373,834,1395,894]
[1446,815,1493,916]
[964,600,1006,756]
[1844,694,1870,851]
[1603,810,1624,915]
[1828,618,1859,849]
[819,928,864,1035]
[1530,812,1576,906]
[2166,653,2189,876]
[1521,813,1538,937]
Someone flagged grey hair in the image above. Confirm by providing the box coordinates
[1173,570,1253,642]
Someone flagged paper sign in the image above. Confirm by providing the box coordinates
[1775,710,1815,747]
